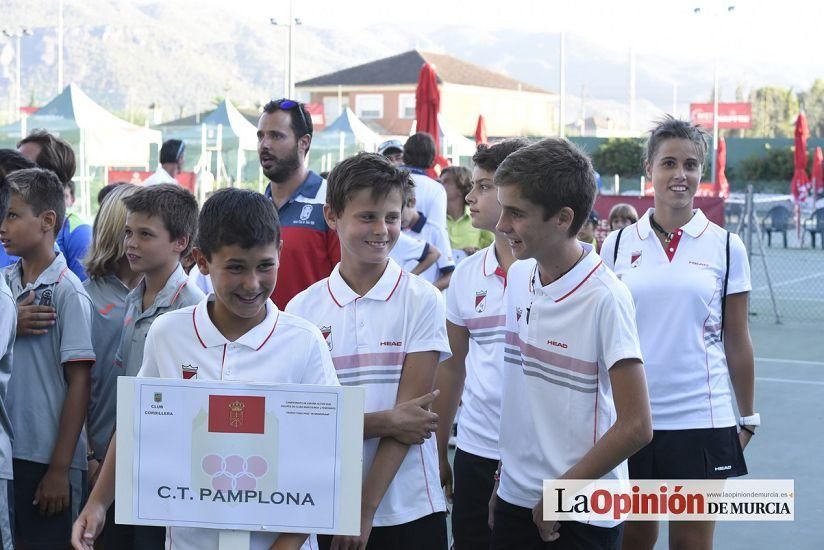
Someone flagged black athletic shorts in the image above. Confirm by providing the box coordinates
[629,426,747,480]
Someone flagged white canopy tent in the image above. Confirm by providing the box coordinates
[0,83,161,217]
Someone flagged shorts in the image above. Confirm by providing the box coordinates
[317,512,447,550]
[12,459,85,550]
[629,426,748,480]
[490,497,624,550]
[452,447,498,550]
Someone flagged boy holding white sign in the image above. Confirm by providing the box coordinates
[71,188,340,550]
[287,153,451,550]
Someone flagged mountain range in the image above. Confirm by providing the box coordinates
[0,0,812,132]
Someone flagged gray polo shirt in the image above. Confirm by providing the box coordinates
[4,252,95,471]
[0,276,16,480]
[83,274,130,458]
[114,264,203,377]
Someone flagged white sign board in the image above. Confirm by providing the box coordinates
[115,377,363,536]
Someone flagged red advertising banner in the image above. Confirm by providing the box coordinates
[207,395,266,434]
[305,103,325,131]
[106,169,196,194]
[690,103,752,129]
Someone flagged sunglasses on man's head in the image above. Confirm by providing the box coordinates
[274,99,310,137]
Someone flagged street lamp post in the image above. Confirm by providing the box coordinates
[694,4,735,184]
[270,3,302,100]
[2,28,33,121]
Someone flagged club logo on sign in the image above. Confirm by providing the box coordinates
[475,290,487,313]
[208,395,265,434]
[229,400,245,428]
[154,392,163,403]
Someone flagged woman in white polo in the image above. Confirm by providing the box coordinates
[601,117,757,550]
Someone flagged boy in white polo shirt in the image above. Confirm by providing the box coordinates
[432,138,529,550]
[490,139,653,549]
[287,153,451,550]
[72,188,338,550]
[401,183,455,290]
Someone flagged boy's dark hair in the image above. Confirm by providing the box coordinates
[122,183,198,256]
[473,138,532,173]
[645,115,709,166]
[6,168,66,236]
[326,152,411,216]
[402,132,436,169]
[262,98,313,146]
[0,148,36,180]
[17,129,76,184]
[494,138,596,237]
[98,181,130,206]
[159,139,185,164]
[0,176,9,222]
[441,166,473,198]
[197,188,280,261]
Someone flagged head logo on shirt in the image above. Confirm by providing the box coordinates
[320,325,333,351]
[182,364,198,379]
[300,204,313,221]
[475,290,487,313]
[631,251,642,268]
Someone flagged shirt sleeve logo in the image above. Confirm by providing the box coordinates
[475,290,487,313]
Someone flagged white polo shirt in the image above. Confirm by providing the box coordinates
[601,209,751,430]
[404,212,455,285]
[286,259,451,527]
[497,245,642,528]
[445,245,507,460]
[137,294,338,550]
[389,232,429,267]
[409,172,448,231]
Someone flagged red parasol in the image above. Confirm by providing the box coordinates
[791,114,811,203]
[812,146,823,198]
[474,114,488,146]
[714,137,730,199]
[415,62,441,155]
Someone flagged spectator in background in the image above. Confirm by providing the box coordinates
[0,149,36,269]
[378,139,404,167]
[577,210,600,252]
[142,139,185,186]
[18,130,92,280]
[441,165,493,263]
[403,132,448,230]
[608,202,639,231]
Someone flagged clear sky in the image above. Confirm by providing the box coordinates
[242,0,821,88]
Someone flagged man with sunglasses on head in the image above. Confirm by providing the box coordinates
[257,98,341,309]
[143,139,185,186]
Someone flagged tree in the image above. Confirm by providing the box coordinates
[800,79,824,137]
[748,86,800,137]
[737,147,795,181]
[591,139,645,177]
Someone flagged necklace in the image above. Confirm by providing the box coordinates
[649,214,675,244]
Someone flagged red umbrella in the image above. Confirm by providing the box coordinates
[415,62,441,155]
[812,146,823,197]
[474,114,488,146]
[714,137,730,199]
[791,114,811,203]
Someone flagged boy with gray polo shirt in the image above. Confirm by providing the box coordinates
[1,168,94,549]
[105,183,202,548]
[0,174,17,550]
